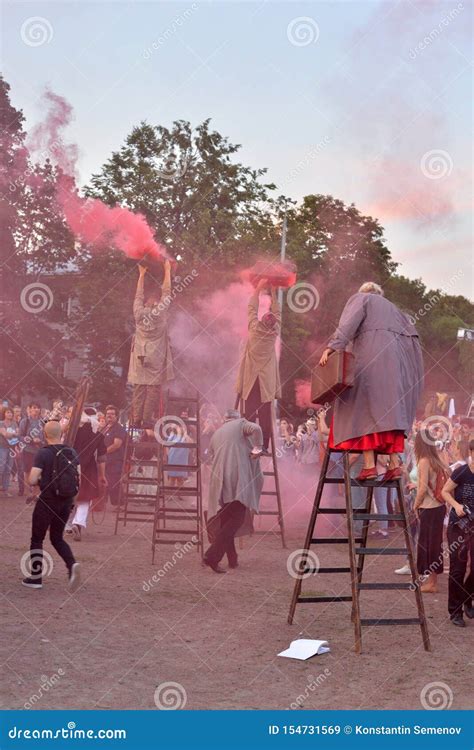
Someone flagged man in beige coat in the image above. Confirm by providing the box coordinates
[128,261,174,427]
[235,279,281,454]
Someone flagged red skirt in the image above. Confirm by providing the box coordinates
[329,425,404,453]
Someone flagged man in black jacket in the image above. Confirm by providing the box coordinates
[22,421,81,591]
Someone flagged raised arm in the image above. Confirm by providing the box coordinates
[133,265,147,321]
[248,278,268,331]
[270,287,281,330]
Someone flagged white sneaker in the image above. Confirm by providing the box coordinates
[394,563,411,575]
[68,562,81,592]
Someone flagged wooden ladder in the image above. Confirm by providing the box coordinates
[114,423,158,532]
[151,392,204,563]
[288,448,431,654]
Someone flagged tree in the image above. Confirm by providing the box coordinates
[0,76,77,403]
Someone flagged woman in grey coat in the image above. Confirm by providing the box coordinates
[319,282,423,481]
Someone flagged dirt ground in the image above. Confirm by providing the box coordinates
[0,463,470,712]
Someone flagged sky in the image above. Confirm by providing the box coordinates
[2,0,473,298]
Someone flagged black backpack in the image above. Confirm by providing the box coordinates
[49,445,80,498]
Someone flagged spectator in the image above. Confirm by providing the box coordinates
[69,414,107,540]
[0,406,19,496]
[441,439,474,628]
[19,403,44,497]
[12,405,25,496]
[102,405,127,507]
[413,428,449,594]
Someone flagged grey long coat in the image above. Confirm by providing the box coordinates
[127,279,174,386]
[328,292,424,445]
[207,418,264,520]
[235,292,282,403]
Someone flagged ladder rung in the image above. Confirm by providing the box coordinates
[353,513,404,521]
[356,547,407,555]
[261,491,278,496]
[125,494,157,499]
[298,595,353,603]
[311,538,364,544]
[351,479,399,488]
[153,538,198,545]
[323,478,344,484]
[116,516,153,522]
[318,567,352,574]
[154,528,198,535]
[128,478,157,485]
[263,471,275,476]
[317,507,347,514]
[128,459,158,466]
[258,510,280,516]
[162,464,199,471]
[361,618,421,626]
[160,487,198,494]
[358,582,413,590]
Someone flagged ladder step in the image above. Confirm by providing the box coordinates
[128,459,158,466]
[162,464,199,471]
[317,507,347,514]
[361,618,421,626]
[298,595,353,603]
[166,395,199,403]
[318,567,352,574]
[356,547,407,555]
[154,528,198,535]
[258,510,280,516]
[358,582,414,590]
[261,491,278,496]
[323,478,399,488]
[160,487,198,495]
[311,538,364,544]
[153,538,198,545]
[263,471,276,476]
[353,513,404,521]
[128,478,158,485]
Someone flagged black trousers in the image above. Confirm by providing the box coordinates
[29,496,76,581]
[106,464,123,506]
[448,524,474,618]
[205,501,246,566]
[244,379,272,450]
[416,505,445,575]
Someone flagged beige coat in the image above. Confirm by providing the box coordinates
[127,277,174,386]
[235,292,281,403]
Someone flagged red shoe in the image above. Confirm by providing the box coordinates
[356,468,377,481]
[383,467,403,481]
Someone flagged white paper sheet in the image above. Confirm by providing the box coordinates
[278,639,330,660]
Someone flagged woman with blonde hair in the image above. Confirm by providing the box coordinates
[319,281,423,481]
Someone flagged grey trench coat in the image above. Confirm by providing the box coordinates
[127,278,174,386]
[327,292,424,445]
[235,292,282,403]
[207,418,264,521]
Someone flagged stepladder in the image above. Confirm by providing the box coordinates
[288,448,431,654]
[236,395,286,548]
[114,423,159,532]
[152,391,204,563]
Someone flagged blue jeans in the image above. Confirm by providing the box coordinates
[0,447,13,491]
[373,486,390,530]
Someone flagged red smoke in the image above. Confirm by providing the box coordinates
[294,379,312,408]
[29,88,167,262]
